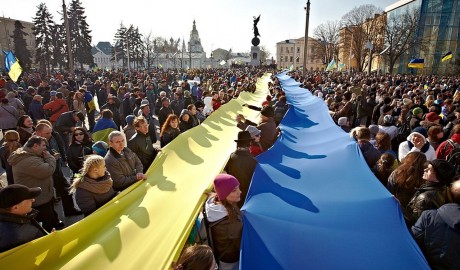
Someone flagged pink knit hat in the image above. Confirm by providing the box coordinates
[214,174,240,201]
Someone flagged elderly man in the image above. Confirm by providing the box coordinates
[7,136,63,232]
[0,184,48,252]
[224,131,257,208]
[411,180,460,270]
[105,131,146,191]
[127,116,159,172]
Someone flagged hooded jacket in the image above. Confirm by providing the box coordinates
[411,203,460,269]
[398,132,436,161]
[7,147,56,207]
[205,197,242,263]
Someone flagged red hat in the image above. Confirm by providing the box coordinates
[425,112,440,122]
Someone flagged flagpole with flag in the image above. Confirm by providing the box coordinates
[3,50,23,82]
[408,58,424,69]
[441,51,453,62]
[325,58,337,71]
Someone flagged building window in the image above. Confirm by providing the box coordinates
[290,56,293,62]
[297,47,300,53]
[281,47,283,53]
[286,47,289,53]
[285,56,288,62]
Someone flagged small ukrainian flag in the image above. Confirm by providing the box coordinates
[408,58,424,69]
[441,51,453,62]
[3,50,23,82]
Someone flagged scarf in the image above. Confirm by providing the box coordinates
[78,172,113,194]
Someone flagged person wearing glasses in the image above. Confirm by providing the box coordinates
[67,127,93,175]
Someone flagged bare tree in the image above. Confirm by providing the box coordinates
[342,4,383,72]
[382,8,426,74]
[143,32,155,71]
[313,20,341,65]
[259,45,271,62]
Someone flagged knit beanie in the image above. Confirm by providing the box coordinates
[92,141,109,157]
[214,174,240,201]
[430,159,455,185]
[412,107,423,116]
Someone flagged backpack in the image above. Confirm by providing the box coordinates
[443,139,460,176]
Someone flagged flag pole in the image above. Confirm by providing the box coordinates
[302,0,311,77]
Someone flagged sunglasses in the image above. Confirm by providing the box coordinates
[74,133,84,136]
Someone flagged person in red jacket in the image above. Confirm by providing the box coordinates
[435,124,460,160]
[43,92,69,124]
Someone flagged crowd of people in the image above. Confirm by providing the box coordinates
[0,67,459,269]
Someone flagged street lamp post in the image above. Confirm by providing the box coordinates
[62,0,74,75]
[303,0,311,77]
[124,26,132,77]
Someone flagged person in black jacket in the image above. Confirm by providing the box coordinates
[224,131,257,208]
[127,116,159,173]
[0,184,48,252]
[411,179,460,270]
[67,127,93,174]
[53,110,85,152]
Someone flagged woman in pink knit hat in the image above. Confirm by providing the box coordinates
[205,174,242,270]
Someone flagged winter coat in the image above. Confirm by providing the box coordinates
[28,100,45,122]
[224,148,257,208]
[408,182,450,225]
[7,147,56,207]
[67,142,93,174]
[43,98,69,123]
[160,128,180,148]
[158,106,174,129]
[54,111,78,134]
[74,173,117,216]
[411,203,460,270]
[0,104,19,129]
[435,133,460,160]
[100,99,122,126]
[105,147,143,191]
[358,141,382,168]
[399,134,436,162]
[0,209,47,252]
[238,118,277,151]
[0,145,15,185]
[205,197,242,264]
[127,131,158,172]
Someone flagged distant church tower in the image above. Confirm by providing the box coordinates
[189,20,204,53]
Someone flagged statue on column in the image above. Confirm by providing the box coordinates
[253,15,261,37]
[252,15,261,46]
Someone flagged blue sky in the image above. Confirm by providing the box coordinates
[5,0,398,56]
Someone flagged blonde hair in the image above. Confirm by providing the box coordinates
[70,155,105,193]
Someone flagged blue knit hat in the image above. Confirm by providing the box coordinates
[412,126,428,138]
[92,141,108,157]
[125,115,135,126]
